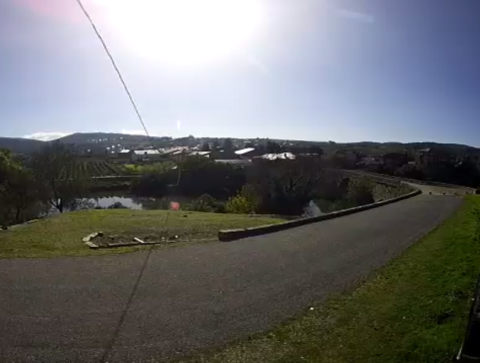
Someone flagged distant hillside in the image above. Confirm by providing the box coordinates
[1,132,480,157]
[56,133,173,153]
[56,132,151,145]
[314,141,480,156]
[0,133,173,154]
[0,137,45,154]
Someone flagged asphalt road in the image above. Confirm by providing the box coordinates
[0,194,462,363]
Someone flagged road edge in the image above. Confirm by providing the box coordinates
[218,188,422,242]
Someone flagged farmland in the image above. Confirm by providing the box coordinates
[62,160,126,179]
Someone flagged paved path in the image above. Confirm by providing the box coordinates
[0,194,462,363]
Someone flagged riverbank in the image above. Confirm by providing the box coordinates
[0,210,284,258]
[178,196,479,363]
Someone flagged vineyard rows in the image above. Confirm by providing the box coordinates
[60,161,125,179]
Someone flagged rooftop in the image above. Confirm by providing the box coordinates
[235,147,255,155]
[133,150,161,155]
[258,153,296,161]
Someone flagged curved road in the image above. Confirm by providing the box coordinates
[0,194,462,363]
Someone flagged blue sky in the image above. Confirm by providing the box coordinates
[1,0,480,145]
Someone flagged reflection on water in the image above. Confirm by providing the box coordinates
[88,195,193,210]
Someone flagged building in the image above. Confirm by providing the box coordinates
[235,147,255,159]
[255,152,296,161]
[109,149,132,163]
[209,149,238,160]
[189,151,211,158]
[131,150,163,162]
[234,147,260,160]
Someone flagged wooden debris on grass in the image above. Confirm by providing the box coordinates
[82,232,180,249]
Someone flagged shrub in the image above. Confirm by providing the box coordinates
[187,194,225,213]
[225,195,253,214]
[347,178,375,206]
[225,184,260,214]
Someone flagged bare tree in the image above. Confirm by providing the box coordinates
[32,142,87,213]
[248,157,333,215]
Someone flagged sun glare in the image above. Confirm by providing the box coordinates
[96,0,263,66]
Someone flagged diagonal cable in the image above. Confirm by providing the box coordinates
[74,0,151,139]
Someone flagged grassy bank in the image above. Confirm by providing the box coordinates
[0,210,284,258]
[178,196,480,363]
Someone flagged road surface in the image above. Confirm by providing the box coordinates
[0,194,462,363]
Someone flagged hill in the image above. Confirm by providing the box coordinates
[0,133,172,154]
[0,137,45,154]
[56,133,174,152]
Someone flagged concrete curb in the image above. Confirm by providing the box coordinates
[218,188,422,242]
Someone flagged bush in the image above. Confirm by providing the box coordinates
[226,195,253,214]
[187,194,225,213]
[347,178,375,206]
[225,185,259,214]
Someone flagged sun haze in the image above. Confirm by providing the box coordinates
[94,0,264,66]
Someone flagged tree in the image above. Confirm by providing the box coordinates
[0,150,41,225]
[223,138,233,151]
[31,142,87,213]
[395,164,424,179]
[307,145,324,157]
[212,140,220,150]
[200,142,211,151]
[0,149,21,183]
[244,142,254,148]
[266,141,282,153]
[1,168,40,223]
[382,152,408,168]
[177,157,246,199]
[248,157,331,215]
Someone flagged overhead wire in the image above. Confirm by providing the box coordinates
[74,0,184,186]
[74,0,151,139]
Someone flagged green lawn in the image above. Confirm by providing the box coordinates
[0,210,284,258]
[177,196,480,363]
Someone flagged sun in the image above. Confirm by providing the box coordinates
[96,0,263,66]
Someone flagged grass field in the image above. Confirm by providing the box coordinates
[178,196,480,363]
[0,210,284,259]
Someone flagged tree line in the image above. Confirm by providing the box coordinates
[131,155,377,216]
[1,141,407,228]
